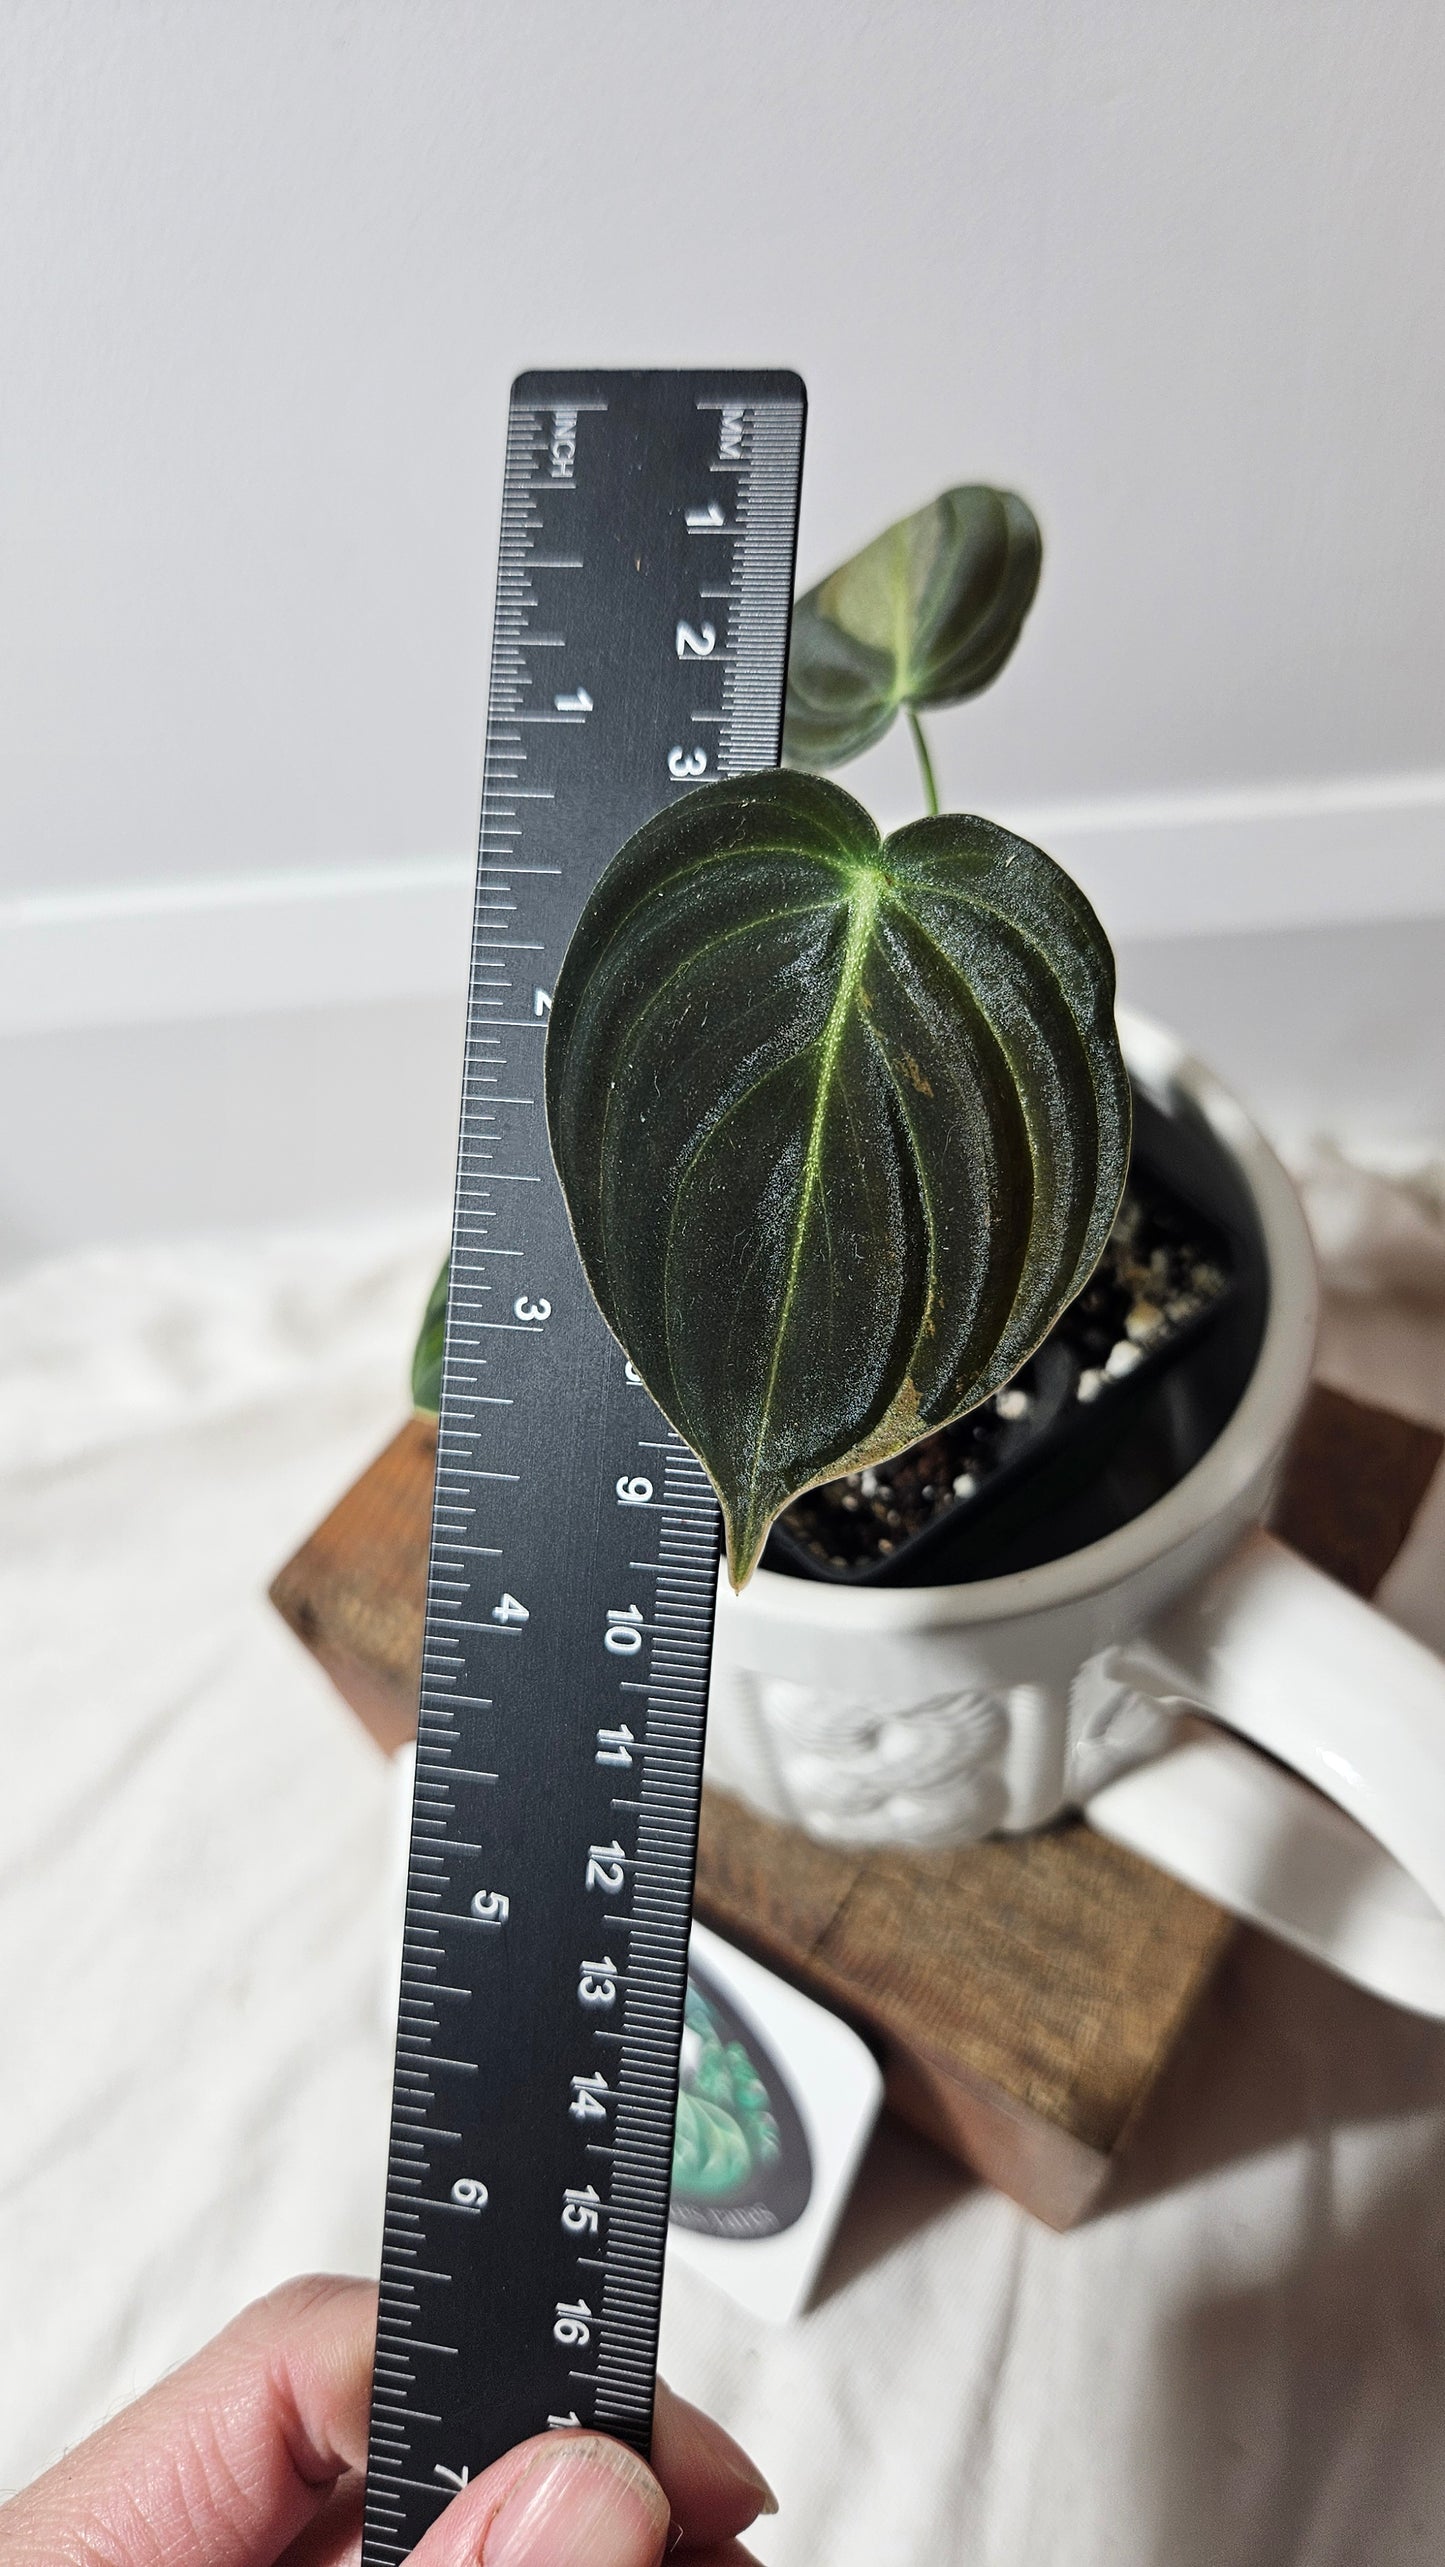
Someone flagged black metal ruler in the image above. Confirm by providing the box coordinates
[360,370,805,2560]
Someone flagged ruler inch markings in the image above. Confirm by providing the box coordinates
[361,370,803,2562]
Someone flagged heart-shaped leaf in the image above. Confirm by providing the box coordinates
[783,486,1042,770]
[545,770,1129,1588]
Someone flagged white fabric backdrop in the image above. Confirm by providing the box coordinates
[3,1185,1445,2564]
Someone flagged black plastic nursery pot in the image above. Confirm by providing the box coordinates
[761,1074,1271,1592]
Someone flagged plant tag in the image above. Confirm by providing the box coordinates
[667,1922,883,2324]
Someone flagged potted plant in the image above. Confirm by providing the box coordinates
[417,483,1134,1590]
[416,486,1445,2020]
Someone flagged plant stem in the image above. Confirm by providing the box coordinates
[906,707,939,817]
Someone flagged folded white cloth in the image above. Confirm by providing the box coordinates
[2,1200,1444,2566]
[1294,1138,1445,1302]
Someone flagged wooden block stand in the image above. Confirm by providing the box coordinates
[272,1386,1440,2228]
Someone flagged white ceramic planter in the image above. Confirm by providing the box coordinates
[707,1010,1445,2018]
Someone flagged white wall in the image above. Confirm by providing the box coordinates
[4,0,1444,1252]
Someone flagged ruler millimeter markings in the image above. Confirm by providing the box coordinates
[361,371,805,2560]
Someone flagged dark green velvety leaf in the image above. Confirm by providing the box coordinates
[545,770,1129,1588]
[411,1255,448,1416]
[782,486,1042,768]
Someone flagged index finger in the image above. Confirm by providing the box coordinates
[0,2275,377,2567]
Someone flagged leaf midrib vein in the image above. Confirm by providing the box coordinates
[603,897,847,1411]
[742,871,881,1530]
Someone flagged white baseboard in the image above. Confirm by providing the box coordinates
[4,775,1445,1260]
[1008,768,1445,942]
[3,916,1443,1261]
[3,769,1444,1035]
[0,994,463,1270]
[0,857,475,1035]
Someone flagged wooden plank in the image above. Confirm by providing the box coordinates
[690,1798,1234,2228]
[1269,1380,1443,1598]
[269,1382,1441,2226]
[271,1416,439,1756]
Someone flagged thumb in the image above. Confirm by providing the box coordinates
[408,2431,670,2567]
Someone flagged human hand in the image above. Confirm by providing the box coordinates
[0,2275,776,2567]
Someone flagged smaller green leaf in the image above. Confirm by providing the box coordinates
[545,770,1128,1589]
[412,1256,448,1417]
[783,486,1042,770]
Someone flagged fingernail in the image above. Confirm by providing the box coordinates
[483,2436,670,2567]
[706,2421,779,2518]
